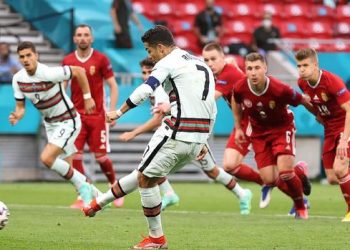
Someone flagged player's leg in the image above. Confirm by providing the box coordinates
[158,177,180,211]
[44,118,98,205]
[333,155,350,221]
[277,154,307,219]
[199,147,252,215]
[83,169,139,217]
[70,117,88,208]
[40,143,93,205]
[89,117,123,207]
[223,130,263,185]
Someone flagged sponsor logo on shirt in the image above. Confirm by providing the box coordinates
[337,87,347,96]
[216,79,227,85]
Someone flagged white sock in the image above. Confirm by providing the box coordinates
[97,170,139,207]
[159,179,176,197]
[139,186,163,238]
[215,168,246,199]
[119,169,139,194]
[96,189,115,207]
[51,158,86,189]
[232,183,247,199]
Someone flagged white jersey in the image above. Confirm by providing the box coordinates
[12,63,77,123]
[152,48,217,143]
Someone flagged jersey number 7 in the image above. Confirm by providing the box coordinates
[196,64,209,101]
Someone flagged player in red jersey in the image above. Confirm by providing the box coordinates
[202,42,274,208]
[232,52,312,219]
[62,24,122,208]
[295,48,350,221]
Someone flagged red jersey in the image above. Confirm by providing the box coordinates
[215,63,244,106]
[62,49,114,115]
[298,70,350,135]
[234,76,302,137]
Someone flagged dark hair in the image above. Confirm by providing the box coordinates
[141,25,175,47]
[17,41,36,53]
[245,52,266,64]
[139,58,155,68]
[203,42,224,54]
[295,48,318,62]
[74,24,92,35]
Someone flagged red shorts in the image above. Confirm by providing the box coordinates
[75,113,109,154]
[226,128,250,156]
[322,132,350,169]
[252,125,296,169]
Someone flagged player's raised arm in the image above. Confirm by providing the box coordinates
[69,65,95,114]
[9,100,25,126]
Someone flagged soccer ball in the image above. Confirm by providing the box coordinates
[0,201,9,230]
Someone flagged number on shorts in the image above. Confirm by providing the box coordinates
[58,129,65,138]
[286,131,291,144]
[196,64,209,101]
[101,130,106,143]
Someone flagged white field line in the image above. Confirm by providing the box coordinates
[7,203,342,220]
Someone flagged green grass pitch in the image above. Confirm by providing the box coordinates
[0,182,349,249]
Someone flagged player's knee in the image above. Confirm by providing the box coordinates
[40,153,53,168]
[223,162,239,172]
[327,177,338,185]
[204,168,218,179]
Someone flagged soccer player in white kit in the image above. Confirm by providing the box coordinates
[84,25,217,249]
[9,41,100,206]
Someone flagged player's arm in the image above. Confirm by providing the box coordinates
[130,12,143,32]
[231,94,246,145]
[106,76,160,122]
[119,113,163,142]
[105,76,119,112]
[337,101,350,159]
[69,66,96,114]
[9,100,25,125]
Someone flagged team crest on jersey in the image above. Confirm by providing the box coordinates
[243,99,252,108]
[269,100,275,109]
[321,92,328,102]
[89,66,96,76]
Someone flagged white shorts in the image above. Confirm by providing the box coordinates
[138,127,204,178]
[191,144,216,171]
[44,116,81,158]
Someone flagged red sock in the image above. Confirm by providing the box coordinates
[229,164,263,185]
[97,155,115,184]
[338,173,350,212]
[278,170,304,209]
[73,154,85,175]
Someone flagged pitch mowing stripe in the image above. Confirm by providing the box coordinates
[7,203,342,220]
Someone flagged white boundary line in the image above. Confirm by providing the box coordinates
[8,203,343,220]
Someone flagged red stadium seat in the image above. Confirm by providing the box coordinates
[227,2,259,22]
[175,2,203,18]
[259,3,284,22]
[336,5,350,21]
[284,3,311,22]
[170,20,193,35]
[174,34,201,54]
[280,21,305,38]
[331,40,350,52]
[311,4,335,21]
[225,20,255,44]
[334,22,350,38]
[132,1,152,17]
[306,21,333,39]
